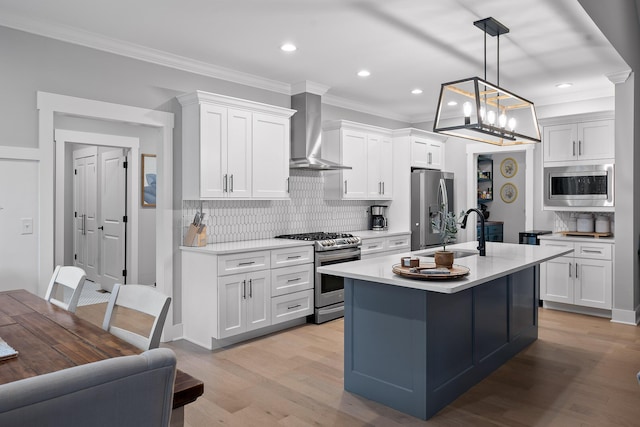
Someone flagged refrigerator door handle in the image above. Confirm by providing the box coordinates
[439,178,449,215]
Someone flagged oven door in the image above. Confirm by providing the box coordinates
[544,164,613,208]
[315,247,361,308]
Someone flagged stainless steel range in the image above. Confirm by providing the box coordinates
[275,232,361,323]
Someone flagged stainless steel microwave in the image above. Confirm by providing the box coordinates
[544,164,614,208]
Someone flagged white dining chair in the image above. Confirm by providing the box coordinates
[44,265,87,313]
[102,283,171,351]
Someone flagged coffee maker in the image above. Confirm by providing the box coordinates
[370,205,388,230]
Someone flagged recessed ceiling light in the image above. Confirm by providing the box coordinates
[357,70,371,77]
[280,43,297,52]
[447,101,458,106]
[556,82,573,89]
[411,89,423,95]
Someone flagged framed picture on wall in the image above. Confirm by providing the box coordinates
[500,157,518,178]
[141,154,157,207]
[500,182,518,203]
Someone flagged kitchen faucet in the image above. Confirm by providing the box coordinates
[460,208,486,256]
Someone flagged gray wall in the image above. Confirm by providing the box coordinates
[490,152,526,243]
[579,0,640,320]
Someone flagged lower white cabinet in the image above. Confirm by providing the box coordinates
[182,244,314,349]
[360,233,411,260]
[218,271,271,338]
[540,240,612,310]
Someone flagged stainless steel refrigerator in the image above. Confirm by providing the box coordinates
[410,169,455,250]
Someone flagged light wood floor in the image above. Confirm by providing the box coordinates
[76,305,640,426]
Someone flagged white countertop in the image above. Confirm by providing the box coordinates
[317,241,572,294]
[538,233,615,244]
[180,238,313,255]
[351,230,411,239]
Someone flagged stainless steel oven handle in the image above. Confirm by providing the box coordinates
[317,251,361,263]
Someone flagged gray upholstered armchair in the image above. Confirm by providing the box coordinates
[0,348,176,427]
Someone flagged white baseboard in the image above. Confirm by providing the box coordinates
[542,301,611,319]
[611,307,640,325]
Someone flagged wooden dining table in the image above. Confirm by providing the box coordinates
[0,289,203,426]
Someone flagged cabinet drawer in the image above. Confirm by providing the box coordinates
[271,263,314,297]
[575,242,612,260]
[385,235,410,252]
[218,250,270,276]
[271,246,314,268]
[360,238,386,255]
[271,289,313,325]
[540,240,574,252]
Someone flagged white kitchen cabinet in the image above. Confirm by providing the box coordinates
[181,243,314,349]
[412,137,444,170]
[178,91,295,200]
[252,113,291,199]
[360,232,411,260]
[218,270,271,338]
[543,120,614,163]
[540,240,612,310]
[323,120,393,200]
[367,135,393,199]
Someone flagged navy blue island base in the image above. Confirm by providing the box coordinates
[343,266,538,420]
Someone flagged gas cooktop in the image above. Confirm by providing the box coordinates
[275,232,361,251]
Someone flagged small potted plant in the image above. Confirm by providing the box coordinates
[431,207,462,268]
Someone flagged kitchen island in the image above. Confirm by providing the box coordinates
[317,241,572,420]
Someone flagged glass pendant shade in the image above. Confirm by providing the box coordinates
[433,77,540,145]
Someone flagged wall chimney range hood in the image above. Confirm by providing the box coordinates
[289,82,351,170]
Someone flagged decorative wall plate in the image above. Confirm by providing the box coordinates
[500,157,517,178]
[500,182,518,203]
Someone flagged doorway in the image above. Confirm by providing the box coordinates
[465,144,534,243]
[72,144,129,291]
[56,129,140,289]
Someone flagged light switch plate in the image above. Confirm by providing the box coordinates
[21,218,33,235]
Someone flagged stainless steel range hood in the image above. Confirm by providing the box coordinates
[290,91,351,170]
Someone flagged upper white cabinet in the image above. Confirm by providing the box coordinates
[323,120,393,200]
[393,128,447,171]
[178,91,295,200]
[543,119,614,163]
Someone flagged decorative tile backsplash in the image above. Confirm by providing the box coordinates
[183,170,373,244]
[554,211,614,233]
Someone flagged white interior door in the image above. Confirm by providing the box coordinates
[100,148,127,292]
[73,147,99,283]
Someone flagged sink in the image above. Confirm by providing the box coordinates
[414,249,477,259]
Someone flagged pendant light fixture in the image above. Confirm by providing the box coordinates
[433,17,540,145]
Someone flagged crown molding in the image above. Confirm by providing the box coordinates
[0,12,292,95]
[606,69,632,84]
[291,81,330,96]
[1,12,413,123]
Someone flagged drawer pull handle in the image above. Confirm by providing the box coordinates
[287,255,301,259]
[287,304,301,310]
[287,277,301,282]
[238,261,255,266]
[582,249,602,254]
[395,241,404,245]
[368,245,378,249]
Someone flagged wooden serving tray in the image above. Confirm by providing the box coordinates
[558,231,612,238]
[392,263,470,280]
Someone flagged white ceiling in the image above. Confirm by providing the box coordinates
[0,0,630,122]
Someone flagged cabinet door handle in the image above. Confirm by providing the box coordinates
[572,141,576,156]
[428,152,433,164]
[249,279,252,298]
[579,140,582,156]
[287,304,301,310]
[382,181,385,195]
[287,177,290,193]
[575,263,578,278]
[379,181,382,194]
[287,277,301,283]
[230,174,234,192]
[223,174,228,192]
[344,180,348,194]
[238,261,255,266]
[242,280,246,299]
[569,262,572,278]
